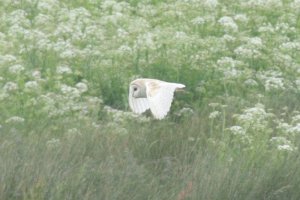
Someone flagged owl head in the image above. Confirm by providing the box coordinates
[130,80,147,98]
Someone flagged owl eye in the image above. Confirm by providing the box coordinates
[133,87,138,91]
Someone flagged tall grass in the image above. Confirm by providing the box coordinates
[0,0,300,199]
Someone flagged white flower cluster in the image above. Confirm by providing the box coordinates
[270,137,296,152]
[216,57,243,79]
[5,116,25,124]
[218,16,238,32]
[257,70,285,91]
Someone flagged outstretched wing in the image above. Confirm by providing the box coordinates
[128,87,150,114]
[146,81,185,119]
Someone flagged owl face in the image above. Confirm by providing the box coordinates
[130,81,147,98]
[129,78,185,119]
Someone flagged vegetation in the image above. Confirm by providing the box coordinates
[0,0,300,199]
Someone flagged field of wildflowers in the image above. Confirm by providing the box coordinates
[0,0,300,199]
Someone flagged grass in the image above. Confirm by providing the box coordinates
[1,118,300,199]
[0,0,300,199]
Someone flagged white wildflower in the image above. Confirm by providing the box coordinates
[191,17,205,25]
[223,34,236,42]
[38,0,60,12]
[292,115,300,123]
[288,123,300,134]
[235,103,270,128]
[265,77,284,91]
[60,49,78,59]
[135,32,155,50]
[270,136,291,144]
[277,144,295,151]
[5,116,25,124]
[275,23,296,34]
[34,13,53,26]
[32,70,41,80]
[248,37,263,48]
[280,41,300,51]
[175,31,189,41]
[75,82,88,93]
[217,57,236,68]
[244,79,258,86]
[56,65,72,74]
[234,14,248,23]
[0,55,17,65]
[6,9,30,26]
[118,45,132,54]
[209,111,220,119]
[245,0,283,9]
[204,0,218,8]
[234,46,261,59]
[218,16,238,32]
[25,81,39,92]
[258,23,275,33]
[217,57,242,79]
[291,0,300,10]
[258,70,285,91]
[117,28,129,38]
[61,84,80,98]
[8,64,24,74]
[3,82,18,92]
[229,126,246,135]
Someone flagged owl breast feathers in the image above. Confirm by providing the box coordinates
[129,78,185,119]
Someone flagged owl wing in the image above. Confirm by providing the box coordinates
[146,81,185,119]
[128,88,150,114]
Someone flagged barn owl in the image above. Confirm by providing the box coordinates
[129,78,185,119]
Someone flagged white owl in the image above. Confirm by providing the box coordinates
[129,78,185,119]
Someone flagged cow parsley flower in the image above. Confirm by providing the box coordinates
[204,0,218,8]
[258,70,285,91]
[5,116,25,123]
[61,84,80,98]
[56,65,72,74]
[118,45,132,54]
[0,54,17,66]
[277,144,295,151]
[135,32,156,50]
[280,41,300,51]
[244,79,258,86]
[8,64,25,74]
[234,14,248,23]
[191,17,205,25]
[218,16,238,32]
[229,126,246,135]
[3,82,18,92]
[288,123,300,134]
[209,111,221,119]
[25,81,39,92]
[75,82,88,93]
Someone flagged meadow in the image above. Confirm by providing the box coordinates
[0,0,300,199]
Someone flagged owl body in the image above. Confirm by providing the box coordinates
[129,78,185,119]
